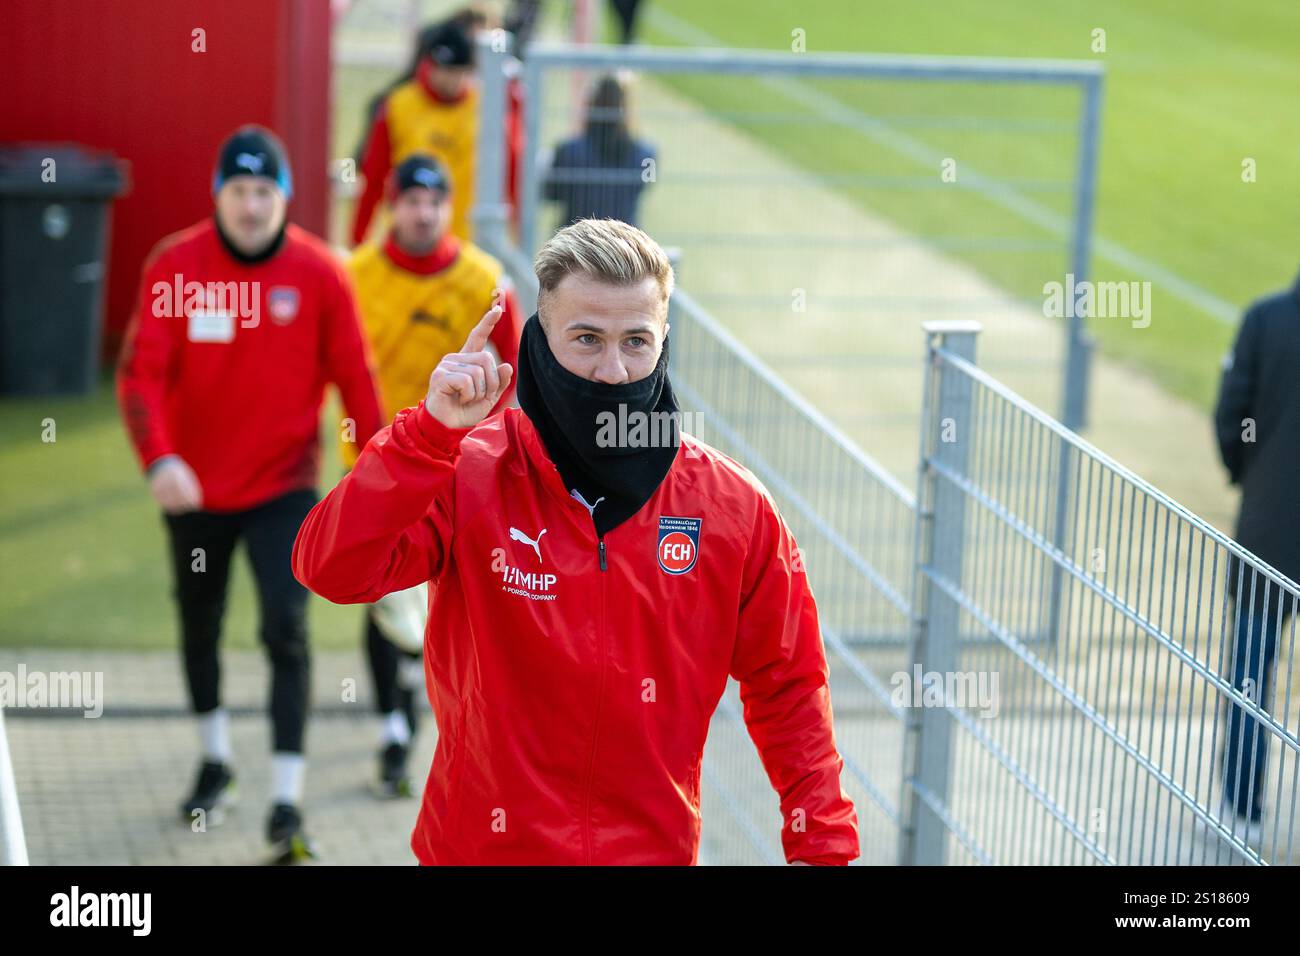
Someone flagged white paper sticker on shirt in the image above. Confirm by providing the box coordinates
[188,309,235,343]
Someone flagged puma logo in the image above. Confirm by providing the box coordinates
[571,489,605,519]
[509,527,547,564]
[235,151,266,174]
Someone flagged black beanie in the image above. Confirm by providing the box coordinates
[421,21,475,67]
[390,153,452,198]
[212,125,293,199]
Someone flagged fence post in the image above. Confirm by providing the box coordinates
[1062,71,1103,433]
[1043,438,1077,654]
[472,31,514,257]
[0,705,28,865]
[901,320,981,866]
[519,52,544,258]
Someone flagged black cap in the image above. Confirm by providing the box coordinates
[212,125,293,199]
[420,21,475,67]
[390,153,452,197]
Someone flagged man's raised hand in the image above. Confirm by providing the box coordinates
[424,303,515,430]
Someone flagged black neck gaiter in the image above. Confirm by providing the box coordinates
[515,313,681,537]
[213,214,287,265]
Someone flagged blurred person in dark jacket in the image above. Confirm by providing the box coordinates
[1212,269,1300,844]
[542,73,655,229]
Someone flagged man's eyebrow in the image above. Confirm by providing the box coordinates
[564,322,656,336]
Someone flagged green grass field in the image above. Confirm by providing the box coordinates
[625,0,1300,409]
[0,380,362,650]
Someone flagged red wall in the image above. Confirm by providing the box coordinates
[0,0,333,360]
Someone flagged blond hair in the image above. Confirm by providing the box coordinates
[534,219,674,322]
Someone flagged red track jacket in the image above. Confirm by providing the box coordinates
[292,402,860,865]
[116,219,384,512]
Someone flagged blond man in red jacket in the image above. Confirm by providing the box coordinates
[293,218,858,865]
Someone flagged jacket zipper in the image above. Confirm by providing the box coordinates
[582,535,608,864]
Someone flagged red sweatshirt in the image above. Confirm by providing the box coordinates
[116,219,384,512]
[292,403,861,865]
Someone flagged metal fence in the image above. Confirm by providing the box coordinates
[479,39,1102,441]
[909,323,1299,865]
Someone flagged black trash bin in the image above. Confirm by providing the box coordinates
[0,144,128,396]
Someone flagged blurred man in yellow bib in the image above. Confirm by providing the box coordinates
[353,20,483,246]
[345,152,521,796]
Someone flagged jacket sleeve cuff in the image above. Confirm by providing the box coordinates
[411,401,472,457]
[144,452,181,477]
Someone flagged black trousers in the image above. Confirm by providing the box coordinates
[364,610,421,738]
[1222,596,1287,821]
[163,488,317,754]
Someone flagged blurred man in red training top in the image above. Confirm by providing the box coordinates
[116,125,384,863]
[344,152,521,798]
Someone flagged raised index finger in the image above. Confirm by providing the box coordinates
[462,304,504,354]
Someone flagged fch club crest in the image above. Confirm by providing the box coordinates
[657,516,702,575]
[268,286,300,324]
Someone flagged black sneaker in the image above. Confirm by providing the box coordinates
[266,802,318,865]
[180,760,236,827]
[372,742,413,799]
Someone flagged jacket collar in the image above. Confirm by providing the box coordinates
[382,232,459,275]
[514,408,581,507]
